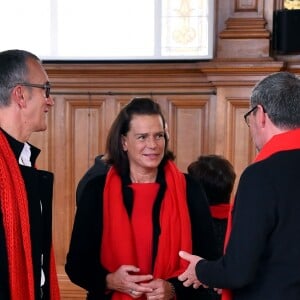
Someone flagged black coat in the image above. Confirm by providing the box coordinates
[76,155,109,205]
[0,130,54,300]
[196,150,300,300]
[66,163,219,299]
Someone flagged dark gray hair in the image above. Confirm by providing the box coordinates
[0,49,40,107]
[250,71,300,129]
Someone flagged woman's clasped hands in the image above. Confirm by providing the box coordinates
[106,265,176,299]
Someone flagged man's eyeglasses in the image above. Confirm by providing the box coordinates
[16,82,51,99]
[244,105,258,127]
[244,105,266,127]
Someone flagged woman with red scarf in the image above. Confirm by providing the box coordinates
[178,72,300,300]
[65,97,218,300]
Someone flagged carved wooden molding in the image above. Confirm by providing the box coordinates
[199,61,284,75]
[219,18,269,39]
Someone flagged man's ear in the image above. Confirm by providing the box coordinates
[12,85,26,108]
[257,105,266,128]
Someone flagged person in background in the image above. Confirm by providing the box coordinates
[65,97,218,300]
[0,50,60,299]
[188,155,236,258]
[187,155,236,300]
[178,71,300,300]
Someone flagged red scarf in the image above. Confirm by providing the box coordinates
[0,131,60,300]
[222,128,300,300]
[101,160,192,300]
[209,204,230,219]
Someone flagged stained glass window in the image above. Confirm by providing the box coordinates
[161,0,213,58]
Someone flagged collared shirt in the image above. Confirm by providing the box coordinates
[18,142,45,288]
[19,142,32,167]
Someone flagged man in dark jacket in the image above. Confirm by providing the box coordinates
[178,71,300,300]
[0,49,60,299]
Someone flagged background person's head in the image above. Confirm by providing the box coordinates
[246,72,300,151]
[105,97,174,176]
[188,154,236,205]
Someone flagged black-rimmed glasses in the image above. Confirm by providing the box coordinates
[16,82,51,99]
[244,105,258,127]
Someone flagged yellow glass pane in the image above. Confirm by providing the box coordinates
[161,0,211,57]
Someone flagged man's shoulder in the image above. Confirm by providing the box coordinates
[247,149,300,172]
[240,149,300,188]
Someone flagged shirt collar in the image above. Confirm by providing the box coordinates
[0,128,41,166]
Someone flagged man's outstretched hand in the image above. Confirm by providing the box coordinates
[178,251,203,289]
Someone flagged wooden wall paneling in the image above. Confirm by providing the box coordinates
[211,84,257,194]
[48,94,69,266]
[104,96,119,137]
[69,97,107,186]
[264,0,277,32]
[56,94,107,299]
[115,96,134,112]
[215,0,286,60]
[167,96,212,173]
[216,0,270,59]
[214,87,228,157]
[226,97,257,193]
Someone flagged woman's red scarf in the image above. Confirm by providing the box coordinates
[0,131,60,300]
[101,160,192,300]
[209,204,230,219]
[222,128,300,300]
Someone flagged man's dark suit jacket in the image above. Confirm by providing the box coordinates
[196,150,300,300]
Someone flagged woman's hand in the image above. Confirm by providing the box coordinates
[141,278,175,300]
[106,265,153,298]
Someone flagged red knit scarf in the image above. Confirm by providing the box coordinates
[222,128,300,300]
[0,131,60,300]
[101,160,192,300]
